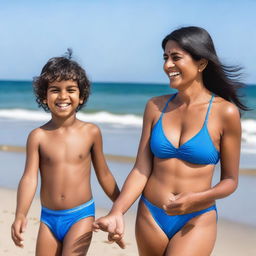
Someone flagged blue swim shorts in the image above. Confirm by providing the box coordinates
[40,198,95,241]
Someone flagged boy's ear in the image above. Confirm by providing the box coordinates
[79,98,84,104]
[43,99,47,104]
[198,59,208,72]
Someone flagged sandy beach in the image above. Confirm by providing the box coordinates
[1,187,256,256]
[1,131,256,256]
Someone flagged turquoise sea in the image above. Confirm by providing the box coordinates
[1,80,256,117]
[1,80,256,152]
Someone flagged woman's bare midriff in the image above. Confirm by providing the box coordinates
[143,157,216,211]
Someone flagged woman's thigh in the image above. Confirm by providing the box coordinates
[62,217,94,256]
[136,200,169,256]
[165,210,217,256]
[36,222,62,256]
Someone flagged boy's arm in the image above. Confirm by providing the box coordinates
[91,125,120,202]
[11,129,40,247]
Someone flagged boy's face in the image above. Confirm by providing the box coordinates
[43,80,83,117]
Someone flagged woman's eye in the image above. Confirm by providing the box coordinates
[173,56,181,61]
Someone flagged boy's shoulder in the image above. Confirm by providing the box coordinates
[26,127,45,145]
[77,120,102,136]
[29,127,45,137]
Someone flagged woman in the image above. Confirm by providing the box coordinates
[93,26,247,256]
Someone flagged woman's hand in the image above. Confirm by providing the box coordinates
[163,192,199,215]
[93,213,126,249]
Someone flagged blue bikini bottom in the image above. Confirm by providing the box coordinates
[141,195,217,239]
[40,198,95,241]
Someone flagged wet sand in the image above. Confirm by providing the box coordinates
[1,143,256,255]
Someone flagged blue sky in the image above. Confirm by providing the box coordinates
[1,0,256,84]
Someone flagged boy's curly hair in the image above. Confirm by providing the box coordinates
[33,49,90,112]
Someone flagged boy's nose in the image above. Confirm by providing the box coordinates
[58,91,68,99]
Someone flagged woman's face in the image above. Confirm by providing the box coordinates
[163,40,202,90]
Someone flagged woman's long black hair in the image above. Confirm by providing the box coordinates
[162,26,248,111]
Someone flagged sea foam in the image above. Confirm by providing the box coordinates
[1,109,256,146]
[0,109,142,126]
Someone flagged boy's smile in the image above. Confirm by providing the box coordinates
[55,102,71,111]
[44,80,83,117]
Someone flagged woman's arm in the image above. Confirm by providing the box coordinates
[164,103,241,214]
[197,103,241,200]
[93,99,156,246]
[91,125,120,202]
[11,129,40,247]
[108,99,155,214]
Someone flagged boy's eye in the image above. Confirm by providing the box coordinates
[68,89,77,93]
[49,89,59,93]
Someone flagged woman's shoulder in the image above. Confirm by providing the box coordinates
[214,97,240,121]
[146,94,175,109]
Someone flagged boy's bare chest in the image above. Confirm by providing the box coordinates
[39,133,93,164]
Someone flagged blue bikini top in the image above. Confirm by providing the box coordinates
[150,93,220,165]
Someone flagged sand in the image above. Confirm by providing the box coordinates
[0,187,256,256]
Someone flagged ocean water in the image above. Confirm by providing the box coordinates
[1,80,256,116]
[0,80,256,153]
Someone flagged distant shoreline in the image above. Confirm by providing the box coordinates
[0,144,135,163]
[1,144,255,175]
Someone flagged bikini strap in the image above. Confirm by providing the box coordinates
[204,94,215,124]
[160,93,177,117]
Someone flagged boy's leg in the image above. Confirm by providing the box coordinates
[62,217,94,256]
[36,222,62,256]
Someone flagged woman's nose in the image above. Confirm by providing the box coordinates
[165,59,175,68]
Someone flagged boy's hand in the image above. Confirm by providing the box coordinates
[107,232,125,249]
[93,213,126,249]
[11,214,27,248]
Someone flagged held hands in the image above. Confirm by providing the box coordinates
[163,192,198,215]
[93,213,126,249]
[11,214,27,248]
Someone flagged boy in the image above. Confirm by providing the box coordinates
[11,50,120,255]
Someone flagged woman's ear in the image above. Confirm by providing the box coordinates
[198,59,208,72]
